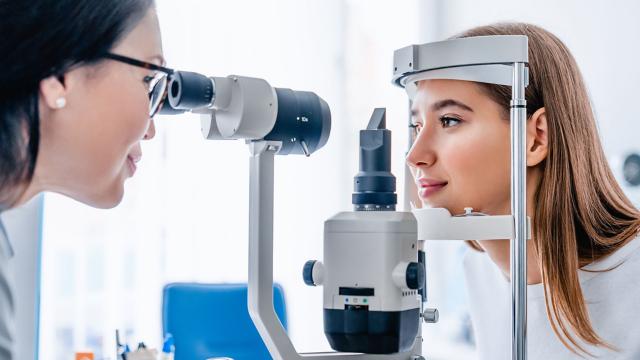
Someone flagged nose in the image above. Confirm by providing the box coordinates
[406,130,436,169]
[144,119,156,140]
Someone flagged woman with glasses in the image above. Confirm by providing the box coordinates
[0,1,170,358]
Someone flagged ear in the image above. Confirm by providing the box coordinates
[526,107,548,167]
[39,75,69,110]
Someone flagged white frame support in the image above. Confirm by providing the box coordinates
[510,62,528,360]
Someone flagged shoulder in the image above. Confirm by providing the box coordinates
[582,233,640,273]
[463,247,505,286]
[578,234,640,295]
[463,246,493,271]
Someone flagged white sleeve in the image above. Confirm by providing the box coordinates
[0,219,14,360]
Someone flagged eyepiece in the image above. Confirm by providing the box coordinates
[167,71,215,110]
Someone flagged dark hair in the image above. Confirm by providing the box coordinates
[0,0,154,206]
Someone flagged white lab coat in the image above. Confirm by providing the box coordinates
[0,218,14,360]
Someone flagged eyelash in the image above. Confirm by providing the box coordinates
[410,115,462,134]
[143,75,154,85]
[439,116,462,128]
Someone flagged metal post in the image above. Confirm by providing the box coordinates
[404,99,416,212]
[510,62,528,360]
[247,140,300,360]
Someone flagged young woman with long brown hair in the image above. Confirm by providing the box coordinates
[407,23,640,359]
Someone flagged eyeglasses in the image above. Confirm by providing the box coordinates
[103,53,174,117]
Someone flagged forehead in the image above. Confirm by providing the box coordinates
[112,7,163,60]
[412,79,492,111]
[414,80,482,103]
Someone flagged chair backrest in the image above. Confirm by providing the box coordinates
[162,283,287,360]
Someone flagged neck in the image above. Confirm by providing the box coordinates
[10,113,54,208]
[478,238,542,284]
[476,166,543,285]
[478,167,542,285]
[6,179,40,209]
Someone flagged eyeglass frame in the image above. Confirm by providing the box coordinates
[102,52,175,117]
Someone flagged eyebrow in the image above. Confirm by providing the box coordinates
[429,99,474,113]
[147,54,167,67]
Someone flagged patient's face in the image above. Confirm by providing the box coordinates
[406,79,512,215]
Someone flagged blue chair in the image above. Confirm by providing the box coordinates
[162,283,287,360]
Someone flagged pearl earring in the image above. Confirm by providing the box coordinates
[55,97,66,109]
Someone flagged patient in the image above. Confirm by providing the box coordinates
[406,23,640,359]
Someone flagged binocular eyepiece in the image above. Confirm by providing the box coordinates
[166,71,215,111]
[159,70,331,156]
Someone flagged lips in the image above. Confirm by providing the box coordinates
[128,153,142,163]
[126,154,141,176]
[416,178,448,199]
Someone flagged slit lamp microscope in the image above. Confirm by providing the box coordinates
[161,34,532,360]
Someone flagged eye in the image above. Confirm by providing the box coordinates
[439,116,462,128]
[143,75,155,85]
[410,121,423,133]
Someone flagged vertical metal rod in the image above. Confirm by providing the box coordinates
[510,62,528,360]
[405,99,425,357]
[404,99,416,212]
[246,141,300,360]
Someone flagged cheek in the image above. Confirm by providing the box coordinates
[92,81,148,162]
[74,74,150,196]
[441,123,511,211]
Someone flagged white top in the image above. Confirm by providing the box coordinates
[0,218,14,360]
[464,235,640,360]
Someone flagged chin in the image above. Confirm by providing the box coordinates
[421,199,445,209]
[80,182,125,209]
[420,200,459,215]
[98,187,125,209]
[93,194,125,209]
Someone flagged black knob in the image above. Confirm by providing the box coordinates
[406,262,425,290]
[303,260,318,286]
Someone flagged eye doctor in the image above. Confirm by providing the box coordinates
[0,1,170,358]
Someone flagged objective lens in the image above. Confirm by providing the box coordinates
[264,88,331,156]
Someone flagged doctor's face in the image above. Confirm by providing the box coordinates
[406,79,512,216]
[36,7,163,208]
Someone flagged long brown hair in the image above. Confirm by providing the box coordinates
[458,23,640,355]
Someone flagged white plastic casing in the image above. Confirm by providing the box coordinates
[322,211,420,312]
[201,75,278,140]
[412,207,531,241]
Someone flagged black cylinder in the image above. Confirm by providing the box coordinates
[352,112,397,210]
[167,71,214,110]
[264,88,331,156]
